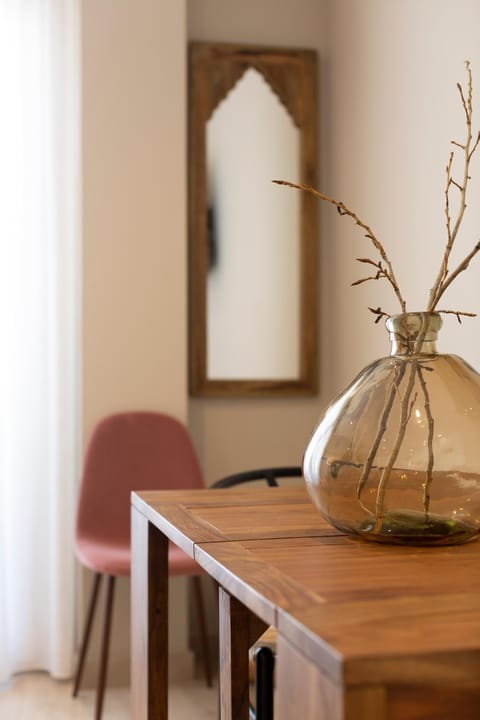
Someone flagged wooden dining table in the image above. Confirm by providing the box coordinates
[130,485,480,719]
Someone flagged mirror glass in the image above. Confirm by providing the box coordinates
[189,43,318,396]
[206,68,300,379]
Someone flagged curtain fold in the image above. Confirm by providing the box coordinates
[0,0,80,682]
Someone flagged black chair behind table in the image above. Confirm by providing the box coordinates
[210,466,303,720]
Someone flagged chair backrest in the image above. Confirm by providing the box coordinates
[75,411,204,546]
[210,466,303,489]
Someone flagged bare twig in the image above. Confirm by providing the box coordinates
[406,391,419,425]
[433,241,480,304]
[428,61,480,310]
[416,365,434,516]
[368,306,391,323]
[357,257,382,267]
[442,151,454,278]
[372,315,432,531]
[273,179,407,313]
[437,309,477,323]
[356,362,406,502]
[351,258,392,287]
[374,360,418,530]
[352,275,380,286]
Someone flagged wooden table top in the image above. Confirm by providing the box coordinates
[132,486,480,686]
[132,486,336,554]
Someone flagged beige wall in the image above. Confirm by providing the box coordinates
[323,0,480,394]
[83,0,188,430]
[81,0,190,685]
[187,0,329,486]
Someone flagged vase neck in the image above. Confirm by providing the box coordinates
[386,312,442,356]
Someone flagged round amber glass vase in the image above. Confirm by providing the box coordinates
[304,312,480,545]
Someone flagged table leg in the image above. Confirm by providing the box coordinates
[276,635,387,720]
[218,587,252,720]
[131,506,169,719]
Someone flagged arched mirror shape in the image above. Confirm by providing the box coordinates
[189,42,318,397]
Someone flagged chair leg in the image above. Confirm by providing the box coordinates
[192,575,213,687]
[95,575,116,720]
[255,646,275,720]
[72,572,102,698]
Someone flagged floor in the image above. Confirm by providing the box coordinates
[0,672,218,719]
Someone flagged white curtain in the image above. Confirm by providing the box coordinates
[0,0,80,682]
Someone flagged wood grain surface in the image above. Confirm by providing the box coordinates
[131,507,169,720]
[132,486,480,719]
[132,486,334,555]
[196,532,480,687]
[218,587,267,720]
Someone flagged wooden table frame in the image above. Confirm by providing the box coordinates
[131,487,480,720]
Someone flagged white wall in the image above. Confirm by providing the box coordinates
[323,0,480,397]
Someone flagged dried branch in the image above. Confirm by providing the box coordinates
[444,152,454,260]
[273,179,407,313]
[356,362,406,502]
[417,365,434,516]
[372,316,433,531]
[437,309,477,323]
[374,360,418,530]
[433,240,480,304]
[368,306,391,324]
[406,391,419,425]
[351,258,392,286]
[428,61,480,310]
[351,275,379,287]
[469,131,480,160]
[357,257,381,266]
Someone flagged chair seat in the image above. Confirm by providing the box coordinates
[75,537,203,578]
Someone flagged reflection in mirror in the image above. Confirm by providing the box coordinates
[189,43,318,397]
[206,68,300,379]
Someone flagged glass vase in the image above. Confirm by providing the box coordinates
[303,312,480,545]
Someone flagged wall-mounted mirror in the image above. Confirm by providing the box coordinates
[188,42,318,397]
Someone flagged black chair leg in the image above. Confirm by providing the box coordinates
[72,572,102,697]
[192,575,213,687]
[255,646,275,720]
[95,575,116,720]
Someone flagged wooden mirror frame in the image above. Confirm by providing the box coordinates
[188,42,318,397]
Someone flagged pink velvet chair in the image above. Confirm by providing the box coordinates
[72,411,212,720]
